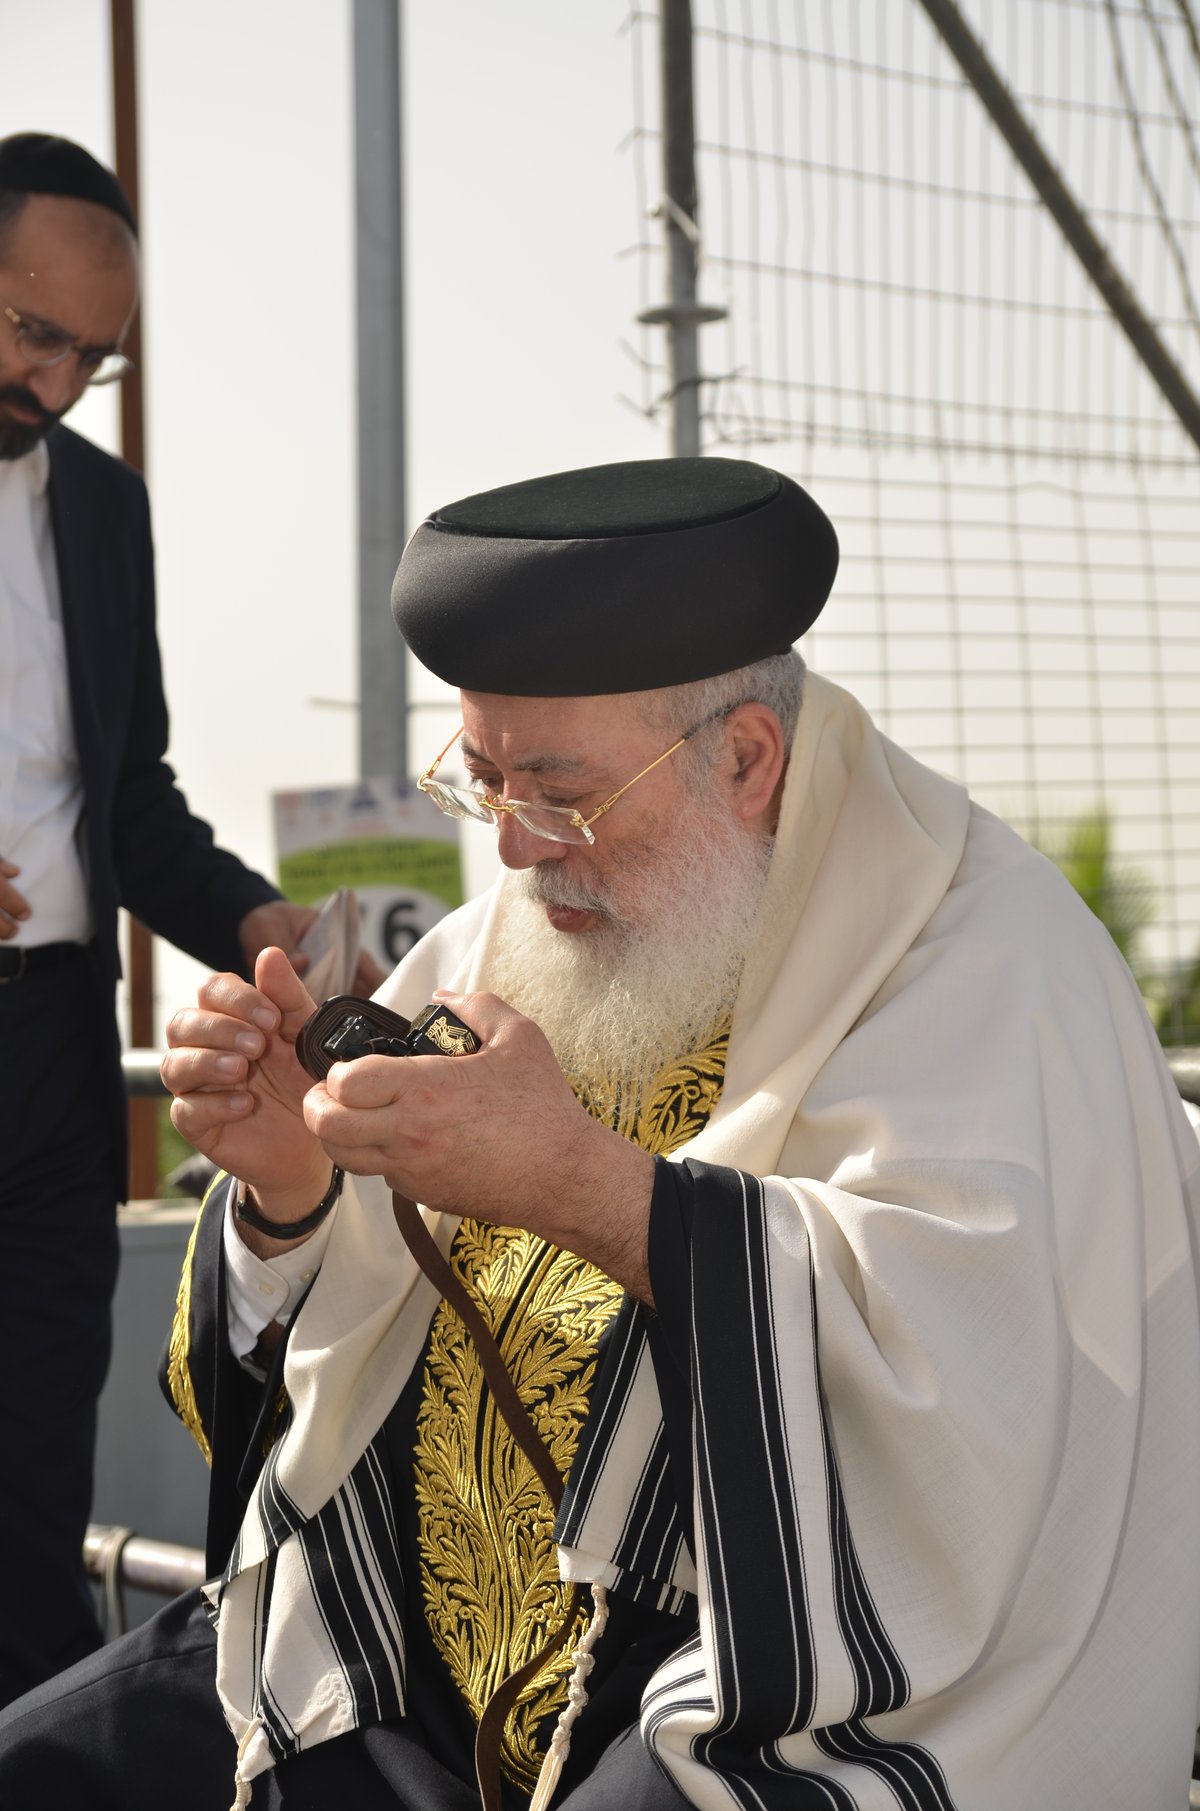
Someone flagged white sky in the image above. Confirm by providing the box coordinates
[3,1,665,1029]
[14,4,1196,1028]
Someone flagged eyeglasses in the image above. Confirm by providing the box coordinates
[3,303,132,386]
[417,715,724,846]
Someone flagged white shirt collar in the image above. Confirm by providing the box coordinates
[27,439,50,497]
[1,440,51,498]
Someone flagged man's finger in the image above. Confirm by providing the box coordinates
[299,1090,397,1178]
[161,1044,255,1097]
[428,990,521,1043]
[321,1052,439,1110]
[255,945,319,1038]
[169,1090,253,1146]
[195,970,281,1034]
[164,1006,267,1058]
[0,874,32,921]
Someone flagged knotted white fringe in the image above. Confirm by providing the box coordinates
[225,1589,611,1811]
[528,1584,610,1811]
[230,1712,265,1811]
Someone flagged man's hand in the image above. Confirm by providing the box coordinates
[302,991,658,1302]
[237,900,318,975]
[0,858,31,940]
[162,947,330,1233]
[238,899,388,997]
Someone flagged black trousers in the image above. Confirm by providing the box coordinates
[0,952,120,1705]
[0,1589,694,1809]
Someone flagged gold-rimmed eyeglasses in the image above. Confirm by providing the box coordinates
[3,303,132,387]
[417,715,722,846]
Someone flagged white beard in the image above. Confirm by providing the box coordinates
[485,789,773,1116]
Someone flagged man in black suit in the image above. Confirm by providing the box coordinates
[0,132,319,1704]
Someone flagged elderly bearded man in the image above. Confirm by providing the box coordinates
[1,458,1198,1811]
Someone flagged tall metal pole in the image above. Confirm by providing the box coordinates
[661,0,700,456]
[110,0,157,1200]
[638,0,725,456]
[915,0,1200,456]
[354,0,409,779]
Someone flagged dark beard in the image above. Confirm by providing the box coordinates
[0,386,59,460]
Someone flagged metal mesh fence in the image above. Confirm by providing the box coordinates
[622,0,1200,1041]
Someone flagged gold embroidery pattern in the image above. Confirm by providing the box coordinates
[262,1384,290,1460]
[165,1200,213,1466]
[576,1023,731,1153]
[416,1228,622,1788]
[414,1022,730,1790]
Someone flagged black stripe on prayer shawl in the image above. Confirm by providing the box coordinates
[344,1444,407,1687]
[558,1295,695,1610]
[258,1441,307,1542]
[673,1167,888,1810]
[679,1167,954,1811]
[808,1268,910,1720]
[560,1296,648,1513]
[295,1432,407,1735]
[258,1552,302,1759]
[226,1524,243,1585]
[645,1647,862,1811]
[691,1168,817,1741]
[363,1437,402,1557]
[756,1764,860,1811]
[765,1769,860,1811]
[239,1436,309,1563]
[813,1720,958,1811]
[641,1634,706,1722]
[616,1439,691,1593]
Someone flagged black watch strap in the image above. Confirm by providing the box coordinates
[234,1167,344,1240]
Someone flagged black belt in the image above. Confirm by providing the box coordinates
[0,941,88,983]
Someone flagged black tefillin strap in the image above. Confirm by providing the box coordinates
[295,994,584,1811]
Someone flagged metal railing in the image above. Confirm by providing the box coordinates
[1173,1051,1200,1108]
[122,1048,168,1098]
[84,1524,206,1640]
[124,1045,1200,1106]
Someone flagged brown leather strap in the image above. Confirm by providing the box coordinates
[473,1584,588,1811]
[390,1193,578,1809]
[391,1193,564,1505]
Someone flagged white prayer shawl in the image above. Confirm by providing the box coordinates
[213,673,1200,1809]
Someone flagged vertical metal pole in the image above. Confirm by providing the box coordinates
[638,2,724,456]
[353,0,409,779]
[110,0,157,1200]
[110,2,144,478]
[661,0,701,456]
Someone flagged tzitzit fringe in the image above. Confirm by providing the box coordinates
[230,1712,265,1810]
[528,1583,611,1811]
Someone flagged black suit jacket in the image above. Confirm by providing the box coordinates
[46,424,280,1193]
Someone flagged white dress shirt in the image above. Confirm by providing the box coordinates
[223,1191,338,1363]
[0,441,93,945]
